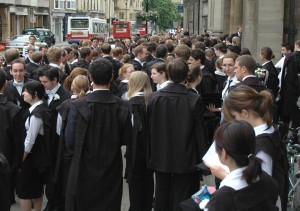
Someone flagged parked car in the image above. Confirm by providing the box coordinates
[4,35,47,55]
[22,27,56,46]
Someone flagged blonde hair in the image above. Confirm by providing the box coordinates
[119,63,134,78]
[71,75,90,98]
[223,85,273,126]
[128,71,152,105]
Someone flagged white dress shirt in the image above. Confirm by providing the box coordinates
[222,75,239,99]
[24,100,44,153]
[156,80,172,91]
[46,83,61,105]
[220,167,248,190]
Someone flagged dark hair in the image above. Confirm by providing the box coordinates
[214,43,227,54]
[190,49,206,64]
[24,80,46,100]
[147,41,157,53]
[70,49,79,60]
[101,43,112,54]
[89,58,113,85]
[167,58,188,83]
[261,47,275,60]
[187,64,201,83]
[281,43,294,52]
[192,41,206,51]
[240,47,251,56]
[155,44,168,58]
[165,42,174,53]
[0,69,7,89]
[79,47,91,59]
[151,62,168,79]
[38,65,60,82]
[214,120,262,184]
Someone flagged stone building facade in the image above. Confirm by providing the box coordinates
[183,0,300,60]
[0,0,50,41]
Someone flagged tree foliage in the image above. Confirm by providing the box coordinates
[142,0,181,30]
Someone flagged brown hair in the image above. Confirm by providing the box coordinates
[174,44,191,61]
[261,47,275,60]
[187,63,201,83]
[47,47,62,64]
[63,67,89,91]
[223,85,273,126]
[235,55,257,75]
[151,62,168,79]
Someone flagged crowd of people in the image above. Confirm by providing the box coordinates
[0,29,299,211]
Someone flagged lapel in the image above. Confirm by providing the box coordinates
[48,86,64,109]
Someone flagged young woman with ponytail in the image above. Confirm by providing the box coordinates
[222,84,289,211]
[206,120,280,211]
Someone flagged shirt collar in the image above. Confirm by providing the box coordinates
[46,83,61,95]
[254,123,274,136]
[49,63,60,68]
[134,58,143,66]
[242,75,256,81]
[262,61,271,66]
[92,88,109,92]
[220,167,248,190]
[29,100,43,113]
[157,80,172,91]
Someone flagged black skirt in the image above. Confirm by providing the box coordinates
[16,154,44,199]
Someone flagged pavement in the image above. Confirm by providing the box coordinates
[10,146,215,211]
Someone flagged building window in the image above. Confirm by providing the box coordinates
[130,13,134,21]
[130,0,133,6]
[55,0,65,9]
[66,0,76,9]
[119,12,124,19]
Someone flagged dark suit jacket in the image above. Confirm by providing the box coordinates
[2,66,12,81]
[48,85,72,111]
[26,62,40,79]
[129,59,144,71]
[3,79,31,110]
[262,61,279,98]
[279,51,300,120]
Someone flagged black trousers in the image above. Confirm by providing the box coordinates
[128,158,154,211]
[154,171,199,211]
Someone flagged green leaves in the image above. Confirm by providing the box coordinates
[142,0,181,30]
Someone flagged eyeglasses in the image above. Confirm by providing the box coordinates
[221,64,235,68]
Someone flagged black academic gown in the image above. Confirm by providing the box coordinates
[206,172,279,211]
[0,94,24,171]
[256,127,289,211]
[279,51,300,122]
[148,83,207,173]
[65,90,132,211]
[127,96,154,211]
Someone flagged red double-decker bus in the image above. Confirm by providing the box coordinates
[113,21,131,39]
